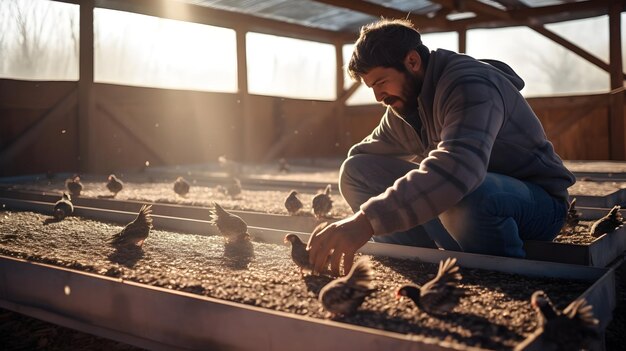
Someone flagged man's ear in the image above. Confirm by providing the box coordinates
[404,50,422,74]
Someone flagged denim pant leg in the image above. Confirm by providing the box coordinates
[439,173,568,258]
[339,154,460,249]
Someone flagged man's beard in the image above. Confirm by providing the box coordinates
[384,72,422,119]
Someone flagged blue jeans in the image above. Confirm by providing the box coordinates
[339,154,567,258]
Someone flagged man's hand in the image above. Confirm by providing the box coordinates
[307,210,374,277]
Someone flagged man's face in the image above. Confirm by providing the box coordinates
[361,66,422,119]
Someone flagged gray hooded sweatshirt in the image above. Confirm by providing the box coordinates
[349,49,575,236]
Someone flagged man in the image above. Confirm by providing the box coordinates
[308,18,575,277]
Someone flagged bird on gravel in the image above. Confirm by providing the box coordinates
[108,204,153,247]
[106,174,124,197]
[278,158,290,173]
[319,256,376,318]
[396,257,464,315]
[53,192,74,221]
[284,233,311,276]
[530,290,599,351]
[209,202,249,243]
[173,176,190,197]
[284,190,303,216]
[65,175,83,198]
[589,205,623,237]
[312,184,333,219]
[560,198,581,235]
[217,177,242,198]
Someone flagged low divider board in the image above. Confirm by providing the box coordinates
[524,227,626,267]
[571,189,626,208]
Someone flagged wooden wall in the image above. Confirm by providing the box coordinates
[0,78,623,176]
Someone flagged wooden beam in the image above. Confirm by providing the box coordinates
[432,0,510,20]
[262,82,361,162]
[511,0,616,21]
[609,2,624,160]
[531,26,626,81]
[335,40,348,150]
[78,0,95,172]
[0,90,78,168]
[458,29,466,54]
[236,29,250,162]
[93,0,351,44]
[311,0,445,30]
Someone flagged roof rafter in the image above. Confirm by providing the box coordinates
[311,0,448,31]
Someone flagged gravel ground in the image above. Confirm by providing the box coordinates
[554,221,598,245]
[569,179,626,196]
[0,210,595,350]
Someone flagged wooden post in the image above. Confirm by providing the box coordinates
[335,40,348,151]
[609,2,624,160]
[78,0,95,172]
[458,28,466,54]
[236,29,249,162]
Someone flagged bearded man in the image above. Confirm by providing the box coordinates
[308,18,575,277]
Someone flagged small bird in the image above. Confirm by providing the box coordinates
[65,175,83,198]
[319,257,376,318]
[396,257,464,315]
[108,204,153,247]
[106,174,124,197]
[530,290,599,350]
[560,198,581,235]
[209,202,249,243]
[590,205,623,237]
[284,190,303,215]
[284,233,311,276]
[173,176,190,197]
[312,184,333,219]
[53,192,74,221]
[278,158,290,173]
[217,177,242,198]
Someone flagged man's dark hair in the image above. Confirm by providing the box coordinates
[347,18,430,81]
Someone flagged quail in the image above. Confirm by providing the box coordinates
[217,177,242,198]
[53,192,74,221]
[396,257,464,314]
[284,233,311,275]
[65,175,83,198]
[560,198,581,235]
[106,174,124,197]
[278,158,290,173]
[284,190,303,216]
[590,205,623,237]
[319,257,375,317]
[312,184,333,219]
[173,176,190,197]
[209,202,249,243]
[108,204,153,247]
[530,290,599,351]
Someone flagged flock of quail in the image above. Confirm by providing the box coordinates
[46,171,617,349]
